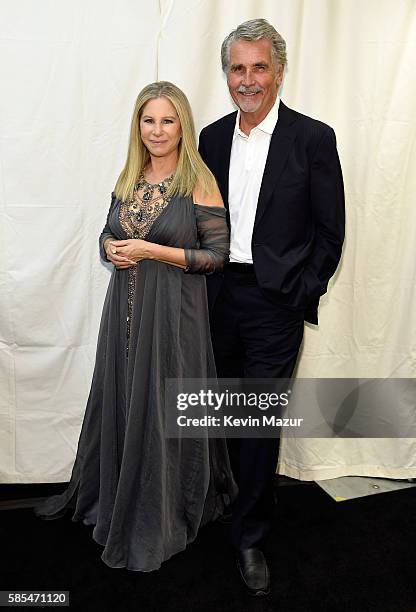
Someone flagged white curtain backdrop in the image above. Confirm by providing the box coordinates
[0,0,415,483]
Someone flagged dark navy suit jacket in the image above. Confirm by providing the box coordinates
[198,101,345,324]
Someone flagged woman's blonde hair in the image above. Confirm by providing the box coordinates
[114,81,217,203]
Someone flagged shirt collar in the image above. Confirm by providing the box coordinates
[234,95,280,139]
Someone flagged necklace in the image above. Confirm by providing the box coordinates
[136,172,174,204]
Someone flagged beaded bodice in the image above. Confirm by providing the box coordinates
[118,173,174,358]
[119,174,174,239]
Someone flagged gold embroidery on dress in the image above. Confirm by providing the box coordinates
[119,174,174,357]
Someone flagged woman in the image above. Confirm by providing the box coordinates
[35,81,236,572]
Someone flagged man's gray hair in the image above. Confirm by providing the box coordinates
[221,18,287,73]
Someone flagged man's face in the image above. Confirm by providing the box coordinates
[227,39,283,117]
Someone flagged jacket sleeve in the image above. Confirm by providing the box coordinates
[304,127,345,300]
[198,127,208,163]
[98,193,117,262]
[184,205,229,274]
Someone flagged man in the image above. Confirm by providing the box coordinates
[198,19,345,596]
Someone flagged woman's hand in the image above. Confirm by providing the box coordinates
[107,239,152,266]
[104,239,136,269]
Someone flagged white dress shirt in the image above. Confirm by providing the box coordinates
[228,96,280,263]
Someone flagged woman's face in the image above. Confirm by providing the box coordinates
[139,97,182,159]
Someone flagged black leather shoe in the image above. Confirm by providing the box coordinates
[236,548,270,597]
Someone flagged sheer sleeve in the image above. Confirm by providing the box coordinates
[184,205,229,275]
[98,193,117,262]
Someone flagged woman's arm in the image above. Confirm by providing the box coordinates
[99,194,135,269]
[110,184,225,270]
[108,238,186,269]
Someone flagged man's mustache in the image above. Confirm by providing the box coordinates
[236,86,263,94]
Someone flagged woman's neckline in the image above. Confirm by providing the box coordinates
[140,172,175,187]
[142,161,176,186]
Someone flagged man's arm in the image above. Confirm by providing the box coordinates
[304,126,345,301]
[198,127,208,164]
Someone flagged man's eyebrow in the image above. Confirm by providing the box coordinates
[230,61,269,70]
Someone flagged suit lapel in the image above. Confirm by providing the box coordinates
[254,101,298,230]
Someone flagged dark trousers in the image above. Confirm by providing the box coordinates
[211,265,305,550]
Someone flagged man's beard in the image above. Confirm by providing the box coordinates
[235,86,264,113]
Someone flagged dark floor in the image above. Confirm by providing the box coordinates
[1,481,415,612]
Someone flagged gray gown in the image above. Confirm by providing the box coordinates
[34,193,237,571]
